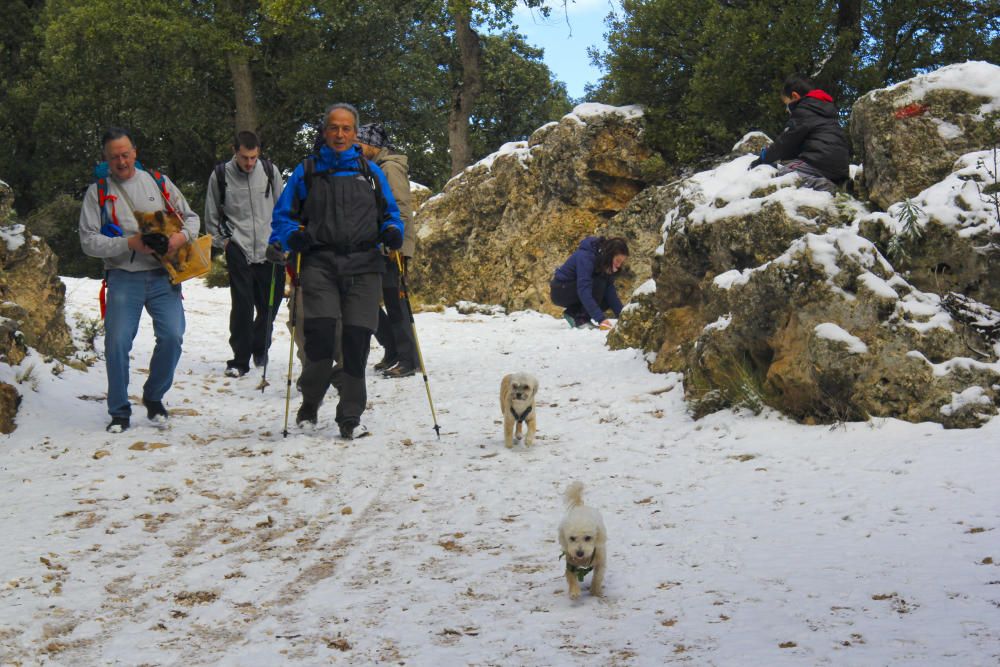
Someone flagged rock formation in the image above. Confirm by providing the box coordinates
[850,61,1000,210]
[0,180,74,433]
[609,63,1000,427]
[410,104,654,314]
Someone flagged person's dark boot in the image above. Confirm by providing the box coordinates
[143,399,169,424]
[382,363,416,379]
[296,402,319,427]
[338,422,356,440]
[374,354,398,372]
[106,416,130,433]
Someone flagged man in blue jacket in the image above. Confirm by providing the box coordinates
[269,103,403,439]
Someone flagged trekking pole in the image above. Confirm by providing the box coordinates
[259,263,278,393]
[282,251,302,438]
[396,252,441,439]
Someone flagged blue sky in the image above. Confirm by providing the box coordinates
[511,0,618,100]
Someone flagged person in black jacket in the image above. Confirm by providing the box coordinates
[750,74,850,193]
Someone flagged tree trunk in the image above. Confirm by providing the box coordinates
[447,12,482,176]
[227,51,258,134]
[815,0,863,98]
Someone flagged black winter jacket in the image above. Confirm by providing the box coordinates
[761,90,850,183]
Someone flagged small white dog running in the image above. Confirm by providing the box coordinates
[558,481,606,599]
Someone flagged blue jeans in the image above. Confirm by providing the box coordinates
[104,269,185,418]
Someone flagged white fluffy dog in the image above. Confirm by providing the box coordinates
[500,372,538,448]
[558,481,606,599]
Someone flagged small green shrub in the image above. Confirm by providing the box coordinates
[205,254,230,288]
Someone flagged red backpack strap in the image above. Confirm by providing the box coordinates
[148,169,179,217]
[96,177,120,231]
[99,278,108,319]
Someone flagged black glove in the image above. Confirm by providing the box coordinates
[287,230,311,252]
[265,241,287,264]
[380,225,403,250]
[142,233,169,255]
[749,158,764,169]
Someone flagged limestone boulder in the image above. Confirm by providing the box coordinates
[0,222,73,359]
[858,150,1000,309]
[690,229,999,428]
[610,151,866,371]
[849,61,1000,210]
[0,180,74,433]
[410,104,654,314]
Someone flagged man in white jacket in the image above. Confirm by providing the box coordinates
[204,131,285,377]
[78,127,200,433]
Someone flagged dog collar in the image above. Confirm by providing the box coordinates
[560,551,594,582]
[510,405,532,424]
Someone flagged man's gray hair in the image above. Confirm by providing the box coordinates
[322,103,360,130]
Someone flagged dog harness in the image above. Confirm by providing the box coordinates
[509,405,532,424]
[560,551,595,582]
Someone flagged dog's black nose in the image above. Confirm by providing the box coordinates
[576,549,584,558]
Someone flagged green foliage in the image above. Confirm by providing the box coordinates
[593,0,1000,165]
[72,314,104,355]
[886,199,925,262]
[469,32,573,158]
[205,254,231,288]
[24,195,102,278]
[0,0,573,224]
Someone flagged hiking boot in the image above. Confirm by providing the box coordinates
[296,402,319,427]
[143,399,169,424]
[338,422,356,440]
[253,352,267,368]
[563,312,577,328]
[382,363,416,379]
[106,416,130,433]
[374,354,398,371]
[225,366,247,378]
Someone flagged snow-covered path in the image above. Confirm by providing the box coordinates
[0,277,997,665]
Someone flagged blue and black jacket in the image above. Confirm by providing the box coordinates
[552,236,624,322]
[270,144,403,274]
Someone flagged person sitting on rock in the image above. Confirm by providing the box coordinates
[749,73,850,193]
[550,236,629,329]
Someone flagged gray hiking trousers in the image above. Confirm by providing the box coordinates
[777,160,840,194]
[298,253,381,427]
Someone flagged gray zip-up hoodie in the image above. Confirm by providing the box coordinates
[204,158,284,263]
[79,170,200,272]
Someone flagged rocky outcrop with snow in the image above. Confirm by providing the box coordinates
[858,150,1000,308]
[409,104,654,313]
[850,61,1000,210]
[610,142,999,427]
[0,180,73,433]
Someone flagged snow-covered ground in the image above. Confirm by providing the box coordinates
[1,277,998,666]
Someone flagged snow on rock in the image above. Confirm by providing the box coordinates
[876,60,1000,115]
[940,385,993,418]
[850,61,1000,210]
[0,223,27,252]
[562,103,644,124]
[814,322,868,353]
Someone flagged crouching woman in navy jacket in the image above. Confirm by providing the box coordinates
[550,236,629,329]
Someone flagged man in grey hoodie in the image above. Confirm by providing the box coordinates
[205,131,285,377]
[79,127,201,433]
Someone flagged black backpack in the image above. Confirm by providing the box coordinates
[302,154,388,224]
[213,158,278,238]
